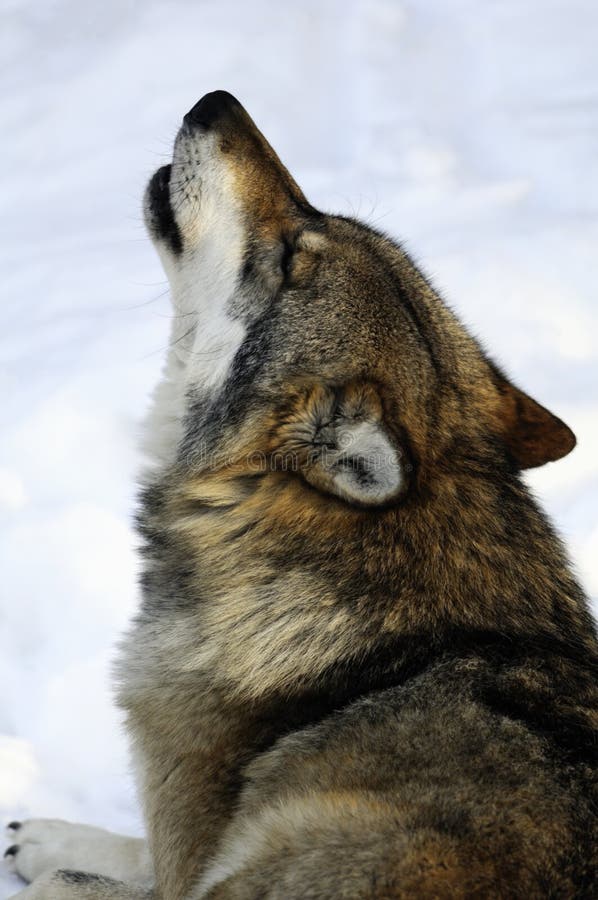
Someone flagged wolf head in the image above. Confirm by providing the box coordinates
[144,90,574,508]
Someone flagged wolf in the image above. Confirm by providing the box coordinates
[5,91,597,899]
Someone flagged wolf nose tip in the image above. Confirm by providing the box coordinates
[184,90,241,129]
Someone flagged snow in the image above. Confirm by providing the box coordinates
[1,0,597,892]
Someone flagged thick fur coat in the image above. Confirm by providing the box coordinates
[6,92,597,900]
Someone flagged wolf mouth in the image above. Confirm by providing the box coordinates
[146,163,182,255]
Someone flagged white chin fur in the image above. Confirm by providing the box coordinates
[141,130,247,476]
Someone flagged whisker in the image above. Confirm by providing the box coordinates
[141,321,197,360]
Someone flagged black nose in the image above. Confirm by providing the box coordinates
[184,91,242,129]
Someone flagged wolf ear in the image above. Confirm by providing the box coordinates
[494,374,576,469]
[305,417,405,506]
[278,383,406,507]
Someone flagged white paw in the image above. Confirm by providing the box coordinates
[4,819,87,883]
[3,818,152,888]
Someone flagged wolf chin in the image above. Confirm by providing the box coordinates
[5,91,597,899]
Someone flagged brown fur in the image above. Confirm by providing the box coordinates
[117,93,598,900]
[13,92,596,900]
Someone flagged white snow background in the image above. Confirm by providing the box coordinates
[1,0,597,893]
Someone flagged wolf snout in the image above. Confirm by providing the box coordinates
[184,90,243,131]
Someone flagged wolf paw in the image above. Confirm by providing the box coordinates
[4,818,151,888]
[5,819,78,883]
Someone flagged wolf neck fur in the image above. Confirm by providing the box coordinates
[419,465,592,646]
[134,442,595,714]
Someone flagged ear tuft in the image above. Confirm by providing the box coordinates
[277,382,406,507]
[495,375,576,469]
[309,418,404,506]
